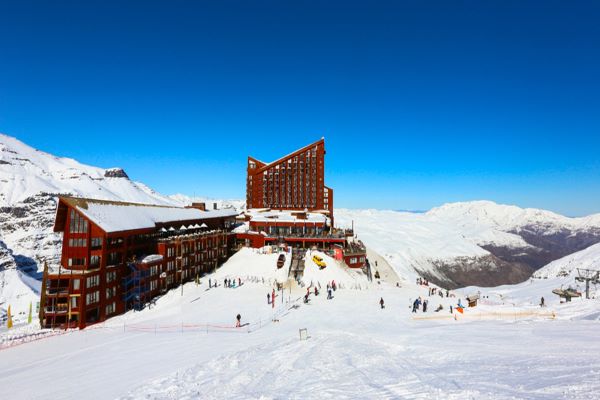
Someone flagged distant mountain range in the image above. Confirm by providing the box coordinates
[337,201,600,288]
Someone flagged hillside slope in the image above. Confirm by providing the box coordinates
[336,203,600,288]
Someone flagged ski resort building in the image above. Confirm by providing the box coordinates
[41,197,238,329]
[241,139,367,269]
[246,138,334,223]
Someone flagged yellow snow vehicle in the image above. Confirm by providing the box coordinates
[312,255,326,269]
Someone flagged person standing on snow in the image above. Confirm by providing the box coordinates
[423,300,428,312]
[267,293,271,304]
[380,297,385,309]
[272,289,276,308]
[236,314,241,327]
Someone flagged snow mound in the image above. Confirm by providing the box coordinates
[301,249,369,290]
[212,247,290,285]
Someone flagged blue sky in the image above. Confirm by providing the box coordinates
[1,1,599,216]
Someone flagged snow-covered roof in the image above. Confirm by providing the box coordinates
[140,254,163,264]
[246,209,328,224]
[56,197,238,233]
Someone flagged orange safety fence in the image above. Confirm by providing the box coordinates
[412,310,557,321]
[0,296,303,351]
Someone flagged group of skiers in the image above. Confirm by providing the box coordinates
[207,277,243,289]
[416,277,430,286]
[428,287,450,298]
[300,281,338,304]
[412,297,428,312]
[223,277,242,288]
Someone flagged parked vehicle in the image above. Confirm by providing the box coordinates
[312,255,326,269]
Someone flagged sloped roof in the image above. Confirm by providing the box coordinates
[54,196,238,234]
[250,138,325,173]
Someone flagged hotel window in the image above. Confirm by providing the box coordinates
[73,279,80,290]
[69,210,88,234]
[86,275,99,288]
[105,302,116,315]
[106,270,117,284]
[86,290,99,305]
[68,257,86,267]
[91,237,102,249]
[70,296,78,308]
[106,287,116,299]
[107,252,120,265]
[90,255,101,267]
[68,238,87,247]
[150,280,158,291]
[349,257,357,264]
[167,261,174,271]
[150,265,158,276]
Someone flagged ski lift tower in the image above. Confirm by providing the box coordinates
[575,268,600,299]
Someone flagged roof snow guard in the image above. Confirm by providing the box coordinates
[54,196,238,234]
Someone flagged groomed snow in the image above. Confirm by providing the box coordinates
[1,248,599,399]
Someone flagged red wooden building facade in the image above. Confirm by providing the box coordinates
[41,197,238,329]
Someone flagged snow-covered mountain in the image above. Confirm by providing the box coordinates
[0,133,177,206]
[533,242,600,280]
[336,202,600,288]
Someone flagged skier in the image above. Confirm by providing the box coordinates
[208,278,211,288]
[540,297,545,307]
[327,288,333,299]
[267,293,271,304]
[272,289,276,309]
[423,300,428,312]
[314,287,319,296]
[238,277,241,287]
[236,314,241,328]
[379,297,385,309]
